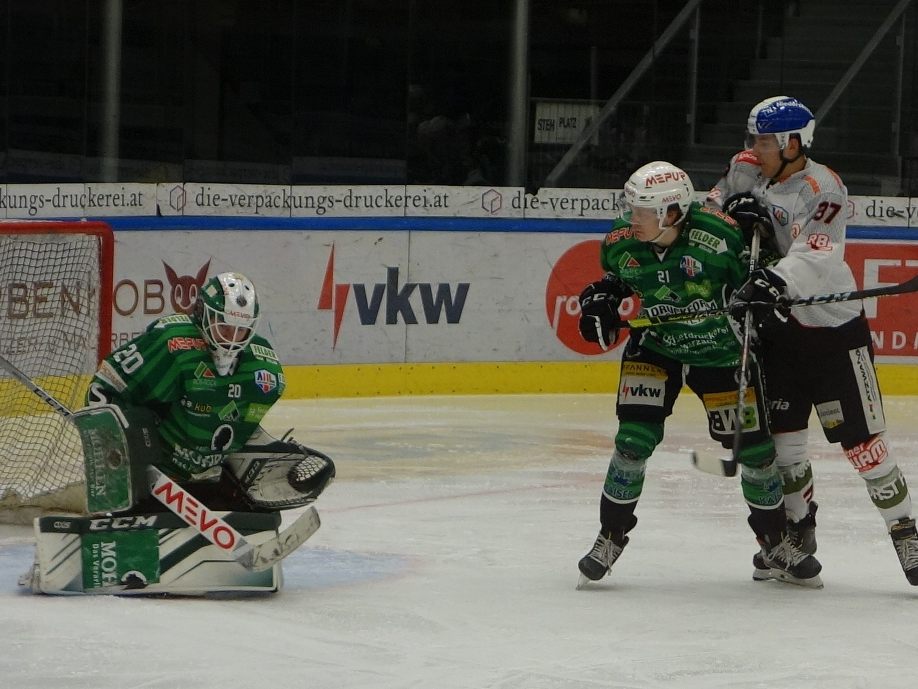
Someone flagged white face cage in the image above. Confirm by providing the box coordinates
[200,273,259,375]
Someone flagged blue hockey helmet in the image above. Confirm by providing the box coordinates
[746,96,815,151]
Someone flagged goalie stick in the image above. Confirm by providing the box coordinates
[0,352,320,572]
[148,467,319,571]
[625,273,918,329]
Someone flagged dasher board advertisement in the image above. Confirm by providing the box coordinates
[2,181,918,226]
[107,221,918,365]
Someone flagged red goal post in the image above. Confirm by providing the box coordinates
[0,220,114,522]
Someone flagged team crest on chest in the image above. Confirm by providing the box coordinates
[680,256,702,277]
[771,204,789,225]
[254,369,278,394]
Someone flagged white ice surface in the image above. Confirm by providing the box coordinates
[2,394,918,689]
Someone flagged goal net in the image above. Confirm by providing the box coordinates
[0,221,113,522]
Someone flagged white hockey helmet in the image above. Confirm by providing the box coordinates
[193,272,260,375]
[623,161,695,229]
[746,96,815,151]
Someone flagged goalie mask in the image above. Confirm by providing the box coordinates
[623,161,695,242]
[193,272,259,376]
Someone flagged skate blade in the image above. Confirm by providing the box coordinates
[753,567,823,589]
[576,573,591,590]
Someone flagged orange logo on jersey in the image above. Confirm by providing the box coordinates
[168,336,208,352]
[736,150,760,166]
[697,205,736,225]
[604,227,634,245]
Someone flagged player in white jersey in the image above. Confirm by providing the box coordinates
[708,96,918,585]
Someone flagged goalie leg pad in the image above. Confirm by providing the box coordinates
[24,511,283,595]
[72,404,161,515]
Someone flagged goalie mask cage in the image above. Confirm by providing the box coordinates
[0,221,114,522]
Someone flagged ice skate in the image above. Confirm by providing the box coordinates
[576,516,636,589]
[787,502,818,555]
[576,530,629,589]
[890,518,918,586]
[752,532,823,588]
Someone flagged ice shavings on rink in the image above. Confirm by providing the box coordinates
[2,394,918,689]
[282,547,413,591]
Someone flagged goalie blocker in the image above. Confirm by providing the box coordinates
[23,404,334,595]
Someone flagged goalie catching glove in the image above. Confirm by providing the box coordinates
[578,274,630,351]
[224,428,336,511]
[728,269,791,331]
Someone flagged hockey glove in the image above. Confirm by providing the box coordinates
[728,269,790,330]
[723,192,774,244]
[578,277,628,351]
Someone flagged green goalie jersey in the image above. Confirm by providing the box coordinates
[86,313,286,480]
[600,201,748,367]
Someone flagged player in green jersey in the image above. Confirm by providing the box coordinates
[85,272,335,513]
[576,161,821,589]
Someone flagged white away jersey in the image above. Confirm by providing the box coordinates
[707,150,862,328]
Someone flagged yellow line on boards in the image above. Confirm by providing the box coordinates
[284,362,918,398]
[2,363,915,411]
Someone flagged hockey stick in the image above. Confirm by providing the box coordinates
[689,450,738,478]
[624,273,918,328]
[731,229,762,463]
[0,353,74,417]
[0,352,320,572]
[687,273,918,480]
